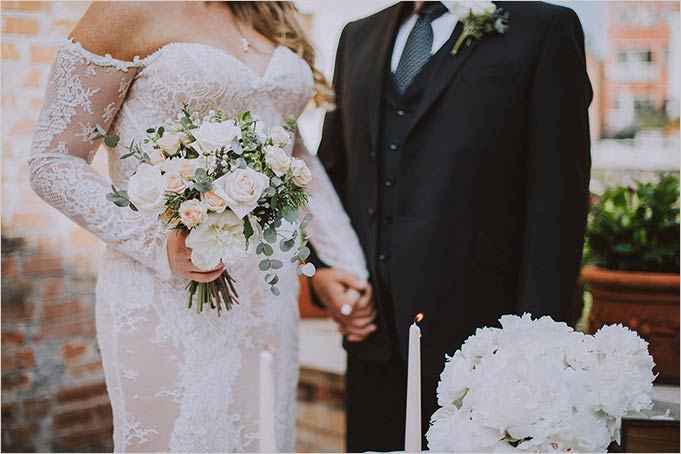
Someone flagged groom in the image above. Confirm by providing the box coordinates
[310,1,592,451]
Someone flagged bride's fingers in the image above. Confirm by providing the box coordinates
[345,323,377,340]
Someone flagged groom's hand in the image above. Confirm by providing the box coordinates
[167,230,225,283]
[311,268,377,342]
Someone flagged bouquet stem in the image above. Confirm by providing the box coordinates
[186,270,239,316]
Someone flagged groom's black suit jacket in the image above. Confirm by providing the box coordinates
[315,1,592,379]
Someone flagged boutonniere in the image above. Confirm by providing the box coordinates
[450,2,510,56]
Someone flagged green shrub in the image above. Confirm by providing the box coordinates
[585,174,680,272]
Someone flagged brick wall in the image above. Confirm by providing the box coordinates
[2,2,113,452]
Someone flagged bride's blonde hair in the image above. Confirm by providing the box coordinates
[227,1,334,109]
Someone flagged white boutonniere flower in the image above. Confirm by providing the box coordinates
[450,1,510,56]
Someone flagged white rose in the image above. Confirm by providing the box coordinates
[127,163,167,214]
[451,1,496,19]
[212,167,269,218]
[148,148,166,166]
[290,158,312,187]
[264,145,291,177]
[185,211,247,270]
[166,172,188,193]
[191,120,241,153]
[268,126,291,147]
[157,131,183,155]
[201,190,228,213]
[178,199,208,228]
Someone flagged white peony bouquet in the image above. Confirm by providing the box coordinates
[427,314,656,453]
[101,107,315,314]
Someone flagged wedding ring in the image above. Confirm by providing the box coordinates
[340,304,353,316]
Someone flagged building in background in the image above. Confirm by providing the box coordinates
[604,1,680,135]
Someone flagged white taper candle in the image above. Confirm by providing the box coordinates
[405,313,424,453]
[259,346,276,453]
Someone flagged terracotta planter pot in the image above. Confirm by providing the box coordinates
[298,275,328,318]
[581,265,680,384]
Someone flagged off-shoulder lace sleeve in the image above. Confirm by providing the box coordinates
[293,129,368,280]
[28,39,173,280]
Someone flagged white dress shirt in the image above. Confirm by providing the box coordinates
[390,2,459,73]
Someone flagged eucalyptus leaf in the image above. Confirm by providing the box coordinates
[104,134,120,148]
[270,259,283,270]
[299,262,316,277]
[270,286,281,296]
[263,228,277,244]
[259,260,271,271]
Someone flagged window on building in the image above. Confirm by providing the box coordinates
[617,51,628,63]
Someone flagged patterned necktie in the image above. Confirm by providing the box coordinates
[394,2,449,94]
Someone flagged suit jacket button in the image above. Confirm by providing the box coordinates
[368,208,375,217]
[389,143,398,151]
[378,253,390,262]
[396,109,405,117]
[369,150,377,158]
[385,179,394,188]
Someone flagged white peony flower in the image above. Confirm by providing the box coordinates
[264,144,291,177]
[185,210,247,271]
[212,167,270,218]
[178,199,207,228]
[127,164,167,214]
[268,125,292,147]
[157,131,183,155]
[290,158,312,187]
[427,314,656,453]
[450,1,496,19]
[191,120,241,153]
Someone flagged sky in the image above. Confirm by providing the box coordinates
[551,1,607,59]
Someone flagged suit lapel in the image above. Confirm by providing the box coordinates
[403,21,480,139]
[364,3,405,149]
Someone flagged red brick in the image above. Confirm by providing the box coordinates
[56,381,107,404]
[10,116,37,134]
[56,424,113,450]
[1,347,33,371]
[1,403,18,422]
[1,42,20,60]
[1,256,18,278]
[1,330,25,346]
[33,317,95,341]
[29,45,55,63]
[50,18,78,36]
[9,211,45,229]
[22,255,62,275]
[1,2,51,11]
[52,406,92,431]
[1,372,31,392]
[24,396,50,420]
[22,67,42,87]
[69,229,101,247]
[61,340,87,360]
[30,95,43,110]
[39,277,63,300]
[43,298,85,320]
[2,17,39,35]
[6,422,40,444]
[68,360,103,379]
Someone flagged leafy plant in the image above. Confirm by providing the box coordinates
[585,174,680,272]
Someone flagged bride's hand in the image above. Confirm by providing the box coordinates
[166,230,225,283]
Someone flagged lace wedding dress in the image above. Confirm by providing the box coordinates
[28,38,367,453]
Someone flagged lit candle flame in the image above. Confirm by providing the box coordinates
[265,344,276,353]
[414,313,424,324]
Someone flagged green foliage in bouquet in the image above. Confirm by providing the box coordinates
[584,174,680,273]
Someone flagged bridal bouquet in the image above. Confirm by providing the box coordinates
[427,314,656,453]
[102,107,316,314]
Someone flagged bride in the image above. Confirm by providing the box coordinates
[28,2,370,452]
